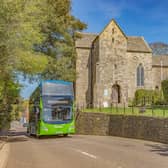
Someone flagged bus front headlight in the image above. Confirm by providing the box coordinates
[69,125,74,130]
[41,126,48,131]
[70,125,74,129]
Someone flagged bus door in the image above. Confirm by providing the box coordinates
[35,103,40,135]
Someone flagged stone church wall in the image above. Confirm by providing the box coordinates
[92,20,128,107]
[75,48,91,107]
[91,38,99,106]
[127,52,153,100]
[152,66,168,89]
[75,20,167,108]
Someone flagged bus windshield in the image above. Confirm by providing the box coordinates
[42,96,73,123]
[43,106,72,123]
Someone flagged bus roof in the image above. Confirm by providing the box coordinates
[30,80,73,99]
[40,80,73,86]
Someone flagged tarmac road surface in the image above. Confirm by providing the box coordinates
[5,122,168,168]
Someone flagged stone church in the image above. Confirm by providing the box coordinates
[75,19,168,107]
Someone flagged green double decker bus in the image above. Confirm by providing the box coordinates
[28,80,75,137]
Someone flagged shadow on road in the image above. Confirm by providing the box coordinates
[1,128,73,143]
[7,136,28,143]
[28,134,73,140]
[7,130,28,143]
[8,130,27,136]
[145,143,168,156]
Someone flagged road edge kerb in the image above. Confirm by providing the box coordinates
[0,142,10,168]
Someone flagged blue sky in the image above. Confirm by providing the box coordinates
[19,76,39,99]
[72,0,168,43]
[21,0,168,99]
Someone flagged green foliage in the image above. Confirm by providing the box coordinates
[39,0,87,81]
[0,0,86,129]
[134,89,162,105]
[0,74,21,130]
[0,0,44,129]
[43,57,76,81]
[161,80,168,102]
[0,0,44,67]
[83,107,168,118]
[0,0,86,79]
[16,50,48,75]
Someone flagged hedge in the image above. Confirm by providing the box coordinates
[134,89,161,105]
[161,80,168,102]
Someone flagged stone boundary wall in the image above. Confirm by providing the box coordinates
[76,112,168,144]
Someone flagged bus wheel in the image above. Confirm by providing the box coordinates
[27,127,32,137]
[63,134,68,137]
[36,135,41,139]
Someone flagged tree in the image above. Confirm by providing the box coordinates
[0,0,46,129]
[0,0,86,81]
[0,0,86,129]
[39,0,87,81]
[0,74,21,130]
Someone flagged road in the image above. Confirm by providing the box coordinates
[6,122,168,168]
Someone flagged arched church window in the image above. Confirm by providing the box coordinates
[137,64,144,86]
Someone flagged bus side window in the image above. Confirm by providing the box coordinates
[34,106,40,119]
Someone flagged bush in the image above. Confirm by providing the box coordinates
[134,89,161,106]
[154,100,168,105]
[161,80,168,103]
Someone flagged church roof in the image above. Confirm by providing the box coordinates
[127,36,152,53]
[75,33,98,48]
[75,33,152,53]
[152,55,168,66]
[75,20,152,53]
